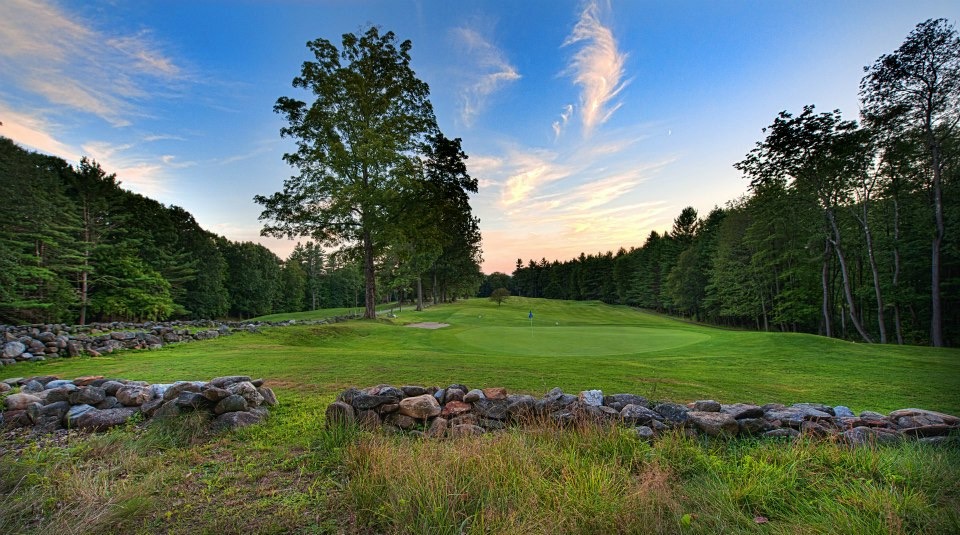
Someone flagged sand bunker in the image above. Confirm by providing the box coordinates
[406,322,450,329]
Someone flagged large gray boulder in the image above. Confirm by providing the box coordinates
[688,411,739,437]
[397,394,441,419]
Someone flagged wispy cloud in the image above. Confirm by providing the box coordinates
[562,0,629,136]
[452,26,521,127]
[0,106,80,160]
[0,0,187,126]
[552,104,575,139]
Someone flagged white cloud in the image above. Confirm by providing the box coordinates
[0,0,186,126]
[562,0,629,136]
[0,106,80,160]
[552,104,575,139]
[452,26,521,127]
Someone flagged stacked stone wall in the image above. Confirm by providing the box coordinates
[327,384,960,446]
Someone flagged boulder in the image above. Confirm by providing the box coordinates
[888,408,960,429]
[63,404,97,427]
[843,426,901,446]
[720,403,765,420]
[472,399,509,420]
[116,385,154,406]
[619,404,663,426]
[633,426,655,441]
[2,341,26,359]
[212,410,264,432]
[162,381,204,402]
[257,386,278,407]
[75,407,137,431]
[692,400,721,412]
[688,411,739,437]
[425,417,448,438]
[214,394,248,415]
[397,394,442,419]
[738,418,776,436]
[578,390,604,407]
[464,389,485,403]
[356,410,381,430]
[202,386,232,402]
[351,393,397,410]
[5,393,42,410]
[653,402,690,425]
[401,385,428,397]
[325,401,355,427]
[441,400,472,418]
[481,387,508,400]
[209,376,251,389]
[603,394,649,411]
[226,381,264,407]
[387,413,418,430]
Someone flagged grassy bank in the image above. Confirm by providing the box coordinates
[2,298,959,533]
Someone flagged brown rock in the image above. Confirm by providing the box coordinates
[481,387,508,400]
[257,386,278,407]
[4,393,42,410]
[73,375,104,386]
[325,401,355,427]
[398,394,442,419]
[387,413,417,430]
[425,417,448,438]
[441,400,472,417]
[688,411,739,437]
[116,385,154,406]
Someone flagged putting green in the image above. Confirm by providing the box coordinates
[454,325,710,356]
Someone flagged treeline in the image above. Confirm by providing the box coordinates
[0,136,352,324]
[499,19,960,346]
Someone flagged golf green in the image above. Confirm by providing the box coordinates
[455,325,710,356]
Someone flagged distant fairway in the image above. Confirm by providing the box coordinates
[456,326,709,356]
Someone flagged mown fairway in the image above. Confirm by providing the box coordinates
[2,299,959,534]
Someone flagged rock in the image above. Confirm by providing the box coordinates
[603,394,649,411]
[100,381,125,396]
[792,403,835,416]
[833,406,855,418]
[153,400,181,419]
[257,386,278,407]
[214,394,248,415]
[5,393,42,410]
[73,376,104,387]
[212,410,264,432]
[63,404,97,427]
[352,393,397,410]
[843,426,901,446]
[209,375,252,389]
[472,399,509,420]
[226,381,264,407]
[202,386,232,402]
[688,411,739,437]
[764,406,832,428]
[633,426,655,441]
[356,410,381,430]
[449,413,479,427]
[653,402,690,425]
[22,380,44,393]
[898,424,956,438]
[387,413,418,430]
[116,385,154,406]
[464,389,485,403]
[720,403,764,420]
[378,403,400,414]
[96,396,121,409]
[401,385,428,397]
[175,391,212,411]
[162,381,204,402]
[692,400,721,412]
[441,400,472,418]
[397,394,442,419]
[425,417,448,438]
[2,410,31,428]
[444,388,466,403]
[738,418,776,435]
[44,379,74,389]
[325,401,355,427]
[43,386,75,403]
[0,383,10,393]
[506,394,537,420]
[620,404,664,425]
[888,408,960,429]
[2,341,26,359]
[76,408,137,431]
[450,424,485,437]
[578,390,604,407]
[140,396,165,417]
[482,387,508,400]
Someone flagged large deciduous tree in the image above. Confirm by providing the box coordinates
[860,18,960,347]
[255,27,437,319]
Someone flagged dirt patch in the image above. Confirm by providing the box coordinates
[406,322,450,329]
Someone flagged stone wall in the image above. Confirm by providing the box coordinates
[1,375,277,433]
[0,315,359,366]
[326,384,960,446]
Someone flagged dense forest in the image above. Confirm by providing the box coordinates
[0,137,371,324]
[498,19,960,347]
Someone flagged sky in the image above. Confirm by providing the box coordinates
[2,1,958,274]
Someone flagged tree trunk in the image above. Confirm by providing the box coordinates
[432,268,438,305]
[826,209,873,343]
[362,229,376,319]
[416,276,424,311]
[892,198,904,345]
[821,240,832,338]
[929,142,944,347]
[859,203,887,343]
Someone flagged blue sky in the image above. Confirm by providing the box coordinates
[2,1,957,273]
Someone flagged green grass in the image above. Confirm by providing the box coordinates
[2,298,959,533]
[250,302,397,322]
